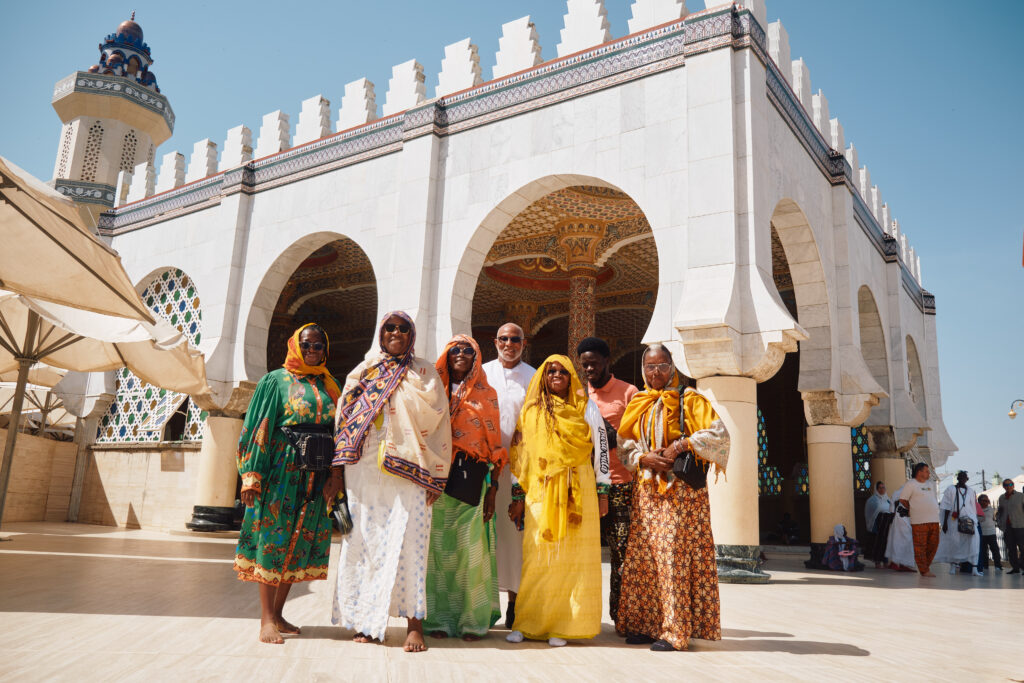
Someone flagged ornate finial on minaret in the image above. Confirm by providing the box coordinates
[130,10,135,20]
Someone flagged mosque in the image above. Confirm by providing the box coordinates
[33,0,956,580]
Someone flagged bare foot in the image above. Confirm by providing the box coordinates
[275,617,301,635]
[922,572,936,577]
[353,632,373,643]
[430,630,448,639]
[404,626,428,653]
[462,633,482,642]
[259,622,284,644]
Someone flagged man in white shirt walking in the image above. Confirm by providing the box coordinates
[482,323,535,628]
[898,462,941,577]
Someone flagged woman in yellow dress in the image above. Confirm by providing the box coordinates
[505,354,610,647]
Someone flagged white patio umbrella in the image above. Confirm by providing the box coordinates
[0,156,153,322]
[0,290,211,523]
[0,382,74,437]
[0,362,66,388]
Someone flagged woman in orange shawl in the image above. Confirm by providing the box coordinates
[615,344,730,652]
[234,323,341,644]
[423,334,507,640]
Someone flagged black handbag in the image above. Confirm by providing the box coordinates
[671,385,708,490]
[331,484,354,536]
[280,423,334,471]
[444,450,490,506]
[954,488,975,535]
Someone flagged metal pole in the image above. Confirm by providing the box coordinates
[0,310,39,529]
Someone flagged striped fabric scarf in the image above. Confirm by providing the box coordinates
[333,311,415,465]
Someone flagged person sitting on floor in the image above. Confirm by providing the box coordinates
[822,523,863,571]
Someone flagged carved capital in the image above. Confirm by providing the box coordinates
[556,220,608,266]
[502,301,540,337]
[802,389,881,427]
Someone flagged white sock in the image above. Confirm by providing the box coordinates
[548,637,567,647]
[506,630,524,643]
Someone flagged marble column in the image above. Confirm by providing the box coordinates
[186,414,244,531]
[699,376,768,583]
[805,424,855,567]
[870,456,907,491]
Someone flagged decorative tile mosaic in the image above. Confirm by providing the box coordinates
[851,424,873,493]
[757,408,783,496]
[795,463,809,496]
[96,268,205,443]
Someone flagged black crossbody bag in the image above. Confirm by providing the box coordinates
[671,385,708,490]
[955,487,975,535]
[444,450,490,507]
[280,422,334,471]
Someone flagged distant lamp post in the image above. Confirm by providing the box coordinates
[1009,399,1024,419]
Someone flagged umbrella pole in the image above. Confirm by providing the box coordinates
[0,357,34,531]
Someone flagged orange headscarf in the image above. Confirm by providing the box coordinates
[435,334,507,473]
[282,323,342,401]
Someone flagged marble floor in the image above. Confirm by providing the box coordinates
[0,522,1020,682]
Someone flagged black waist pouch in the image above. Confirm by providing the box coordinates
[280,423,334,471]
[444,450,489,506]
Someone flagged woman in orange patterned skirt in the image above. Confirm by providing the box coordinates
[615,344,730,651]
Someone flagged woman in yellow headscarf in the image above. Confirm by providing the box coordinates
[505,355,610,647]
[234,323,341,645]
[615,344,730,652]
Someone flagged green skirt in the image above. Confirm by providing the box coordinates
[423,487,500,636]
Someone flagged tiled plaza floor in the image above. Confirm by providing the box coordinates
[0,522,1020,681]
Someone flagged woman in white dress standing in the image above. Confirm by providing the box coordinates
[886,481,917,572]
[325,312,452,652]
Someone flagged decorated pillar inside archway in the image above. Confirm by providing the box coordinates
[557,220,607,367]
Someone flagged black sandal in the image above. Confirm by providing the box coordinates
[625,633,655,645]
[650,639,676,651]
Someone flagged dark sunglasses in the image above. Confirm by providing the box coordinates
[299,341,325,352]
[546,368,570,377]
[448,346,476,357]
[496,335,523,344]
[382,323,411,334]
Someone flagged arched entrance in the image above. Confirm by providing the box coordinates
[469,183,658,384]
[263,237,378,381]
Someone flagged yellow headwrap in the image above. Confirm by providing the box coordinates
[511,354,593,543]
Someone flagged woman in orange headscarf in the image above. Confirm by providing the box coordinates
[615,344,730,652]
[423,334,507,640]
[234,323,341,644]
[505,355,610,647]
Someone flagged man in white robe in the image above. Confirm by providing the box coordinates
[934,470,981,575]
[481,322,535,628]
[887,482,917,571]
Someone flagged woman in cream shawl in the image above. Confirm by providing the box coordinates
[616,344,729,652]
[505,354,610,647]
[326,312,451,653]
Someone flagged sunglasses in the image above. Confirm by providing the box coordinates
[299,341,325,352]
[643,363,673,373]
[497,335,523,344]
[448,346,476,357]
[382,323,411,334]
[546,368,570,377]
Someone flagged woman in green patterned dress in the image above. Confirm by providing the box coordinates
[234,323,341,644]
[424,334,507,640]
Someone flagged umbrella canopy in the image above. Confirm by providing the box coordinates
[0,362,66,388]
[0,156,154,322]
[0,382,74,437]
[0,290,212,524]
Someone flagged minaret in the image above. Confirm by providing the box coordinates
[50,14,174,221]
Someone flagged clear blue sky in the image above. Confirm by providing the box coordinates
[2,1,1022,488]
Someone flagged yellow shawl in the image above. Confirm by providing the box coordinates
[511,354,593,543]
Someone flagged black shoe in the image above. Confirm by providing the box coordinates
[505,600,516,629]
[650,639,676,651]
[1007,569,1020,574]
[625,633,655,645]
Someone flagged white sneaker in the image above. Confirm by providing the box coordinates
[506,630,524,643]
[548,637,567,647]
[949,564,957,574]
[972,568,984,576]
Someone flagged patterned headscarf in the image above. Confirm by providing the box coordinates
[333,311,416,463]
[282,322,341,401]
[435,334,507,472]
